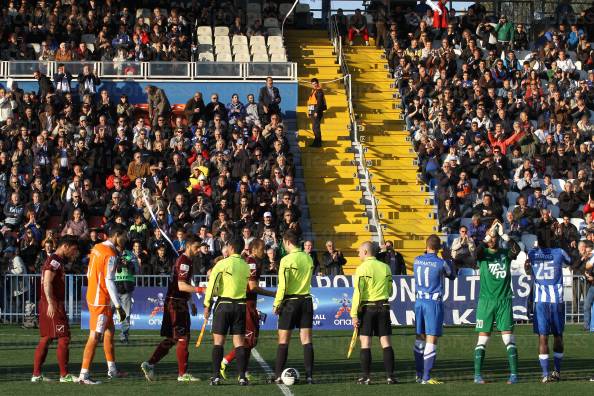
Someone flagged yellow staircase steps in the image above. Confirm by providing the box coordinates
[345,45,439,272]
[286,30,369,272]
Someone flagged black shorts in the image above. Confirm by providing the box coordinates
[278,296,314,330]
[359,303,392,337]
[161,299,190,339]
[212,301,247,335]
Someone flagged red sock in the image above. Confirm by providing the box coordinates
[57,337,70,377]
[176,339,189,376]
[33,337,51,376]
[224,348,236,364]
[148,338,175,365]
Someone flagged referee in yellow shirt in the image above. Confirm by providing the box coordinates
[273,230,315,384]
[204,239,251,386]
[351,241,396,385]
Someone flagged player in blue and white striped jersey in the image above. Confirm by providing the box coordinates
[526,242,571,383]
[413,235,457,384]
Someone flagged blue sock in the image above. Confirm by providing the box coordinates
[413,340,425,377]
[539,354,549,377]
[423,343,437,381]
[553,352,563,372]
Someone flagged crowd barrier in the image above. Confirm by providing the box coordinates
[2,60,298,81]
[2,274,591,329]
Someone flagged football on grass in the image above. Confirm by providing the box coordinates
[281,368,300,386]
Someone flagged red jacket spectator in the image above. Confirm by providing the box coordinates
[105,173,131,190]
[433,0,448,29]
[487,129,525,155]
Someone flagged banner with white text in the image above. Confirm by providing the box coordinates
[81,275,531,330]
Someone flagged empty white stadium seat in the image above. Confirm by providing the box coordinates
[217,53,232,62]
[252,53,269,62]
[250,44,268,55]
[215,44,231,54]
[268,36,284,47]
[270,53,287,62]
[86,43,95,52]
[214,26,230,36]
[198,35,213,45]
[233,44,250,55]
[234,52,250,62]
[197,26,212,36]
[232,35,248,46]
[250,35,266,48]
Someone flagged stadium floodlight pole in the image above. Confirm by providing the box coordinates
[281,0,300,38]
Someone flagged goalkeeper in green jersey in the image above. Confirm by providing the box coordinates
[473,219,522,384]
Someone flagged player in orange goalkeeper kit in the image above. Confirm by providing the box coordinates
[78,225,128,385]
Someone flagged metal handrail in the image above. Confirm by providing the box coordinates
[328,16,384,246]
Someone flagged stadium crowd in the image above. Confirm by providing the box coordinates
[0,0,286,62]
[345,0,594,318]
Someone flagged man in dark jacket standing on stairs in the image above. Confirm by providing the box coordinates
[308,78,327,147]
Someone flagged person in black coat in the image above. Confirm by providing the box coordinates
[258,76,282,123]
[377,241,407,275]
[33,70,53,102]
[308,78,327,147]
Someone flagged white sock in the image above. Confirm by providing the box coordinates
[222,358,229,365]
[107,361,117,373]
[79,368,89,378]
[424,342,436,356]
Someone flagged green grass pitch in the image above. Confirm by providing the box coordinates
[1,324,593,395]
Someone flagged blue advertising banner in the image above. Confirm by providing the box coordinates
[81,275,532,330]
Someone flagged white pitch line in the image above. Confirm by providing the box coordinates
[251,348,293,396]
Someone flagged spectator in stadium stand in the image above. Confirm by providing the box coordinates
[185,92,206,124]
[258,77,282,124]
[145,85,171,128]
[333,9,349,41]
[377,240,407,275]
[348,8,370,47]
[307,78,327,148]
[583,256,594,331]
[320,240,346,276]
[303,240,321,275]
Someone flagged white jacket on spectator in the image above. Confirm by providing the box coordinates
[557,57,576,73]
[451,235,476,266]
[0,96,16,122]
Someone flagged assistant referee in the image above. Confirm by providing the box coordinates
[204,239,251,386]
[351,241,396,385]
[273,230,315,384]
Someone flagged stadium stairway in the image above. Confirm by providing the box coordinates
[344,45,439,272]
[286,29,372,272]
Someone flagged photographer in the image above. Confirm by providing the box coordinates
[115,250,139,344]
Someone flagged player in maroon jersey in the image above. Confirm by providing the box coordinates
[219,239,275,380]
[141,236,202,382]
[32,236,80,383]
